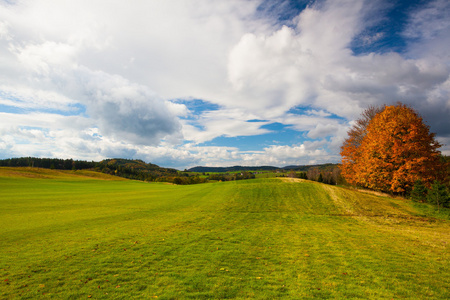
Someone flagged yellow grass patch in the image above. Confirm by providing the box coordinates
[0,167,126,181]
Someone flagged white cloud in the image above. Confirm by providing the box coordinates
[227,0,450,122]
[307,123,340,139]
[305,109,332,117]
[0,84,77,111]
[71,67,183,145]
[182,109,271,143]
[11,41,78,75]
[403,0,450,41]
[5,34,184,145]
[276,113,345,137]
[360,32,384,46]
[0,21,11,40]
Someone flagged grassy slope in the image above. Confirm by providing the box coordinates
[0,168,449,299]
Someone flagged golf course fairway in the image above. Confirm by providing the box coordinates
[1,167,449,299]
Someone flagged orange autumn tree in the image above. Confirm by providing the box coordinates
[341,103,444,194]
[340,105,385,186]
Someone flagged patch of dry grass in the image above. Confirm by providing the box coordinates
[0,167,126,181]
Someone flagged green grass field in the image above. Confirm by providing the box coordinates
[1,167,449,299]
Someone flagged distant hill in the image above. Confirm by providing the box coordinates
[187,163,340,173]
[96,158,178,180]
[99,158,165,171]
[187,166,280,173]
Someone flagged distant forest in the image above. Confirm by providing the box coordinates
[187,165,279,173]
[0,157,96,170]
[186,163,339,173]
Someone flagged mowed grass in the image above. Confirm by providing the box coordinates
[0,168,449,299]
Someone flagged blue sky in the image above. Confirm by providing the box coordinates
[0,0,449,169]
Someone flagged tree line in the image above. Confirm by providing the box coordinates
[285,165,343,185]
[171,171,256,185]
[0,157,96,170]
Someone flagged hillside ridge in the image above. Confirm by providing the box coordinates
[187,163,339,173]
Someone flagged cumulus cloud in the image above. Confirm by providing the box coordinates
[226,0,366,117]
[401,0,450,140]
[1,0,449,167]
[4,26,183,146]
[71,67,183,145]
[227,0,450,120]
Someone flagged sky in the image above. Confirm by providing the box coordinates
[0,0,449,169]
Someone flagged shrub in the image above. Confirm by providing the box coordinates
[410,180,428,202]
[427,181,449,211]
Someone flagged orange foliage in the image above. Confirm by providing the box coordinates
[341,103,445,193]
[340,105,384,186]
